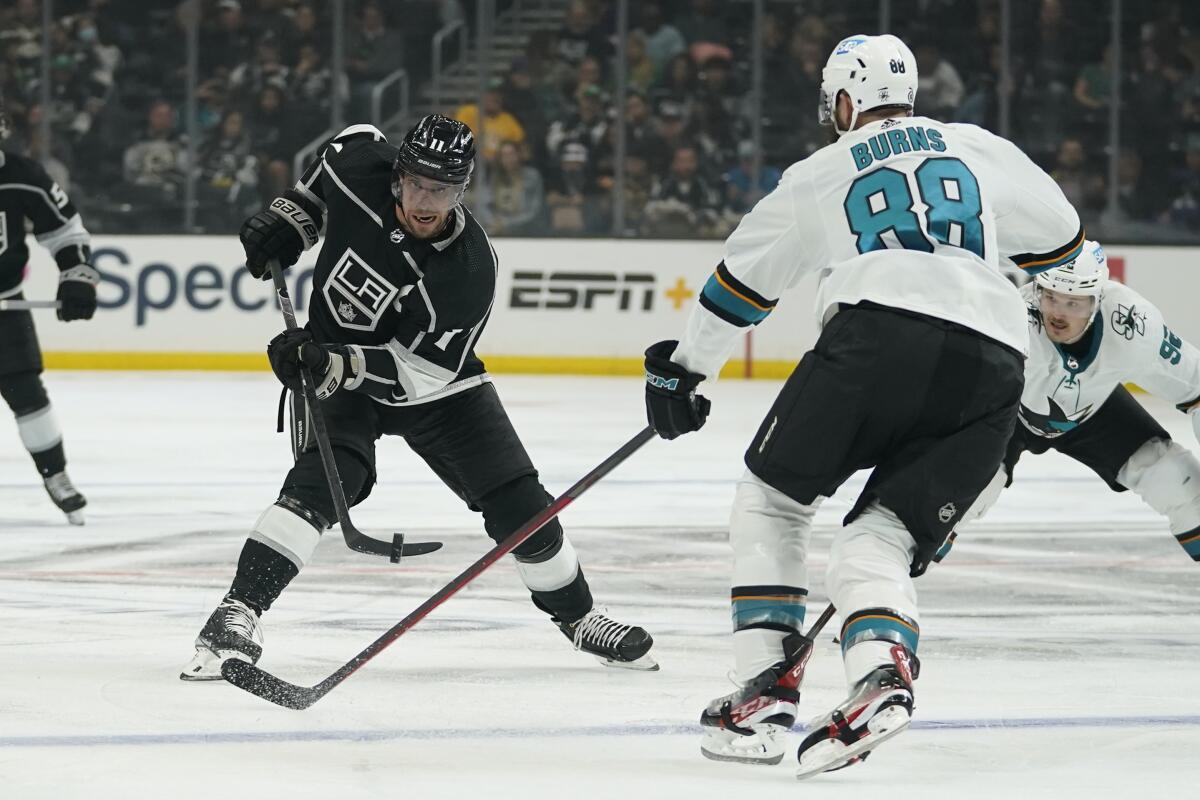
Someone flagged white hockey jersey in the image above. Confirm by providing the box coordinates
[673,116,1084,379]
[1018,280,1200,438]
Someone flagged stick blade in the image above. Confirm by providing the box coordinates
[220,659,322,710]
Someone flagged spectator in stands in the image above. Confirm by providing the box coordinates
[501,57,548,164]
[689,100,738,182]
[567,55,608,101]
[1052,137,1105,222]
[676,0,731,50]
[228,32,290,106]
[122,99,187,198]
[643,144,720,237]
[247,84,299,199]
[201,0,253,77]
[624,91,667,169]
[545,84,609,165]
[545,140,604,235]
[634,2,686,78]
[915,40,964,120]
[1073,44,1113,127]
[284,2,324,52]
[525,29,573,124]
[345,0,405,117]
[1115,149,1159,223]
[289,40,347,143]
[474,140,546,236]
[650,53,697,126]
[556,0,611,67]
[453,81,526,164]
[723,140,781,215]
[1163,133,1200,230]
[625,31,657,95]
[195,108,258,232]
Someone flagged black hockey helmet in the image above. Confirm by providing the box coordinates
[392,114,475,202]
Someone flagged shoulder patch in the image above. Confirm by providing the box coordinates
[1109,303,1145,340]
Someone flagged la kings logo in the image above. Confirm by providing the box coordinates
[322,247,398,332]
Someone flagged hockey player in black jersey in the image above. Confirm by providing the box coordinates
[0,109,96,524]
[182,115,656,680]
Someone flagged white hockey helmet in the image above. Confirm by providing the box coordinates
[1033,240,1109,299]
[819,34,918,135]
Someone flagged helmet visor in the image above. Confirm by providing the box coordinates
[396,172,466,213]
[1036,285,1097,322]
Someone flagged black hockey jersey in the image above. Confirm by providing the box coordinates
[293,124,496,406]
[0,150,91,296]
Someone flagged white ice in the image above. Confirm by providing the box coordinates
[1,372,1198,799]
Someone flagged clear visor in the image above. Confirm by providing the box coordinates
[818,87,833,126]
[397,172,466,213]
[1036,285,1097,321]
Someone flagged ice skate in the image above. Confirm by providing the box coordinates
[43,471,86,525]
[699,631,816,765]
[179,595,264,681]
[795,644,917,780]
[555,608,658,670]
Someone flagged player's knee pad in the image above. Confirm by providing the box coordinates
[0,370,49,415]
[479,475,578,591]
[730,470,818,587]
[1118,438,1200,535]
[0,371,59,454]
[279,445,374,523]
[249,498,326,570]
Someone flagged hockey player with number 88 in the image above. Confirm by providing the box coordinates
[641,34,1084,778]
[942,240,1200,566]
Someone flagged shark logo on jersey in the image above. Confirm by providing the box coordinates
[1020,397,1095,438]
[323,247,399,332]
[1110,304,1145,340]
[389,228,405,244]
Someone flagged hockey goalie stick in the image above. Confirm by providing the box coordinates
[0,299,60,310]
[266,258,441,562]
[222,425,657,709]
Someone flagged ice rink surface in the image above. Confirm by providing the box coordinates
[1,372,1198,799]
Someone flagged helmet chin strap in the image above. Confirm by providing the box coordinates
[833,91,861,137]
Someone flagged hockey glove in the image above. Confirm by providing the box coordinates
[241,192,321,279]
[268,328,354,400]
[644,340,710,439]
[56,265,99,322]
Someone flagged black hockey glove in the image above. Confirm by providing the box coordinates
[267,328,355,400]
[56,265,99,322]
[240,193,321,279]
[644,340,710,440]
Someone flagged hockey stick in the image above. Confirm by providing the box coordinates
[0,299,60,310]
[267,258,441,562]
[222,425,657,709]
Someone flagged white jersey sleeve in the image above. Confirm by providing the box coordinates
[978,129,1086,276]
[673,165,825,378]
[1117,289,1200,410]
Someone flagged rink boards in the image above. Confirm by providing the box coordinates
[19,237,1200,377]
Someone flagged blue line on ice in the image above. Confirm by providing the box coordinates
[3,715,1198,748]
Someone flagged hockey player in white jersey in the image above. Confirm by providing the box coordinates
[641,34,1085,779]
[944,240,1200,564]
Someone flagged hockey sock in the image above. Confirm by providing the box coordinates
[228,539,299,614]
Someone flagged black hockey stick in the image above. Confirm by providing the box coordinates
[266,259,441,562]
[222,425,657,709]
[0,299,60,310]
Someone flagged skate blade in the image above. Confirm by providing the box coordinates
[796,706,911,781]
[66,510,85,526]
[700,726,786,765]
[597,652,660,671]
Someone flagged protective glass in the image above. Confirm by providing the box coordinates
[1036,286,1097,321]
[397,173,465,213]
